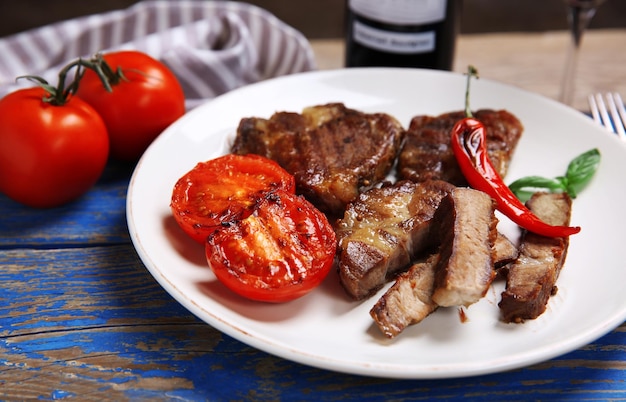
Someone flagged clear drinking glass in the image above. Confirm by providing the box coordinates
[559,0,606,106]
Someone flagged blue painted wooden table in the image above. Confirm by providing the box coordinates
[1,159,625,401]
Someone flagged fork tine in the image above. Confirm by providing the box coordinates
[606,93,626,140]
[588,92,626,141]
[612,93,626,133]
[594,93,616,133]
[589,94,601,125]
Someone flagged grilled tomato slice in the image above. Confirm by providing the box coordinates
[206,189,336,303]
[170,154,295,243]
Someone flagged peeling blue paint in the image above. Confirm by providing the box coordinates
[50,389,75,400]
[2,159,626,400]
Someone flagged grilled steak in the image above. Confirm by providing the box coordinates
[335,180,455,300]
[431,187,498,307]
[370,254,439,338]
[397,109,523,185]
[231,103,405,216]
[499,192,572,323]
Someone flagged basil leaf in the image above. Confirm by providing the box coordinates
[509,176,566,202]
[564,148,601,198]
[508,148,600,202]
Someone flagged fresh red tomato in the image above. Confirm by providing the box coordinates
[0,87,109,208]
[170,154,296,244]
[206,189,337,303]
[75,51,185,161]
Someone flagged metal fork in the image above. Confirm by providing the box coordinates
[588,93,626,141]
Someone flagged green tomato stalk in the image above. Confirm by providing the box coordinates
[16,54,113,106]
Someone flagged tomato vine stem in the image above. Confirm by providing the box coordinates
[91,53,128,86]
[16,54,113,106]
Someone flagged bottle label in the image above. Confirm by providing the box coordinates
[352,21,435,54]
[349,0,447,25]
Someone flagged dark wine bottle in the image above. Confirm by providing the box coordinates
[345,0,462,70]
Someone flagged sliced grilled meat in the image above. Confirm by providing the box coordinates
[335,180,455,300]
[371,190,515,338]
[431,187,498,307]
[499,192,572,323]
[370,254,440,338]
[397,109,523,185]
[231,103,405,216]
[370,231,516,338]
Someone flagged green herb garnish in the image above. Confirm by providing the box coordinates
[509,148,601,202]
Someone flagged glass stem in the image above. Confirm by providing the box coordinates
[558,6,597,106]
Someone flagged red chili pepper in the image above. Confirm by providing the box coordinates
[450,117,581,237]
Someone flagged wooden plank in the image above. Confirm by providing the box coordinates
[0,161,134,248]
[1,245,626,399]
[0,245,194,335]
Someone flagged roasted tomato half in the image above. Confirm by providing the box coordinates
[206,189,337,303]
[170,154,295,243]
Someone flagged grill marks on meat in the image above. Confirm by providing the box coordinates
[335,180,455,300]
[431,188,498,307]
[397,109,523,186]
[231,103,405,216]
[498,192,573,323]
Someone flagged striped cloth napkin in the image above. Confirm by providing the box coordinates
[0,1,316,108]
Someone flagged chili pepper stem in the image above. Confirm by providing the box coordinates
[464,65,479,118]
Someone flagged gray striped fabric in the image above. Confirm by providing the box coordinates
[0,1,316,108]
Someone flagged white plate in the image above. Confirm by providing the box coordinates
[127,68,626,379]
